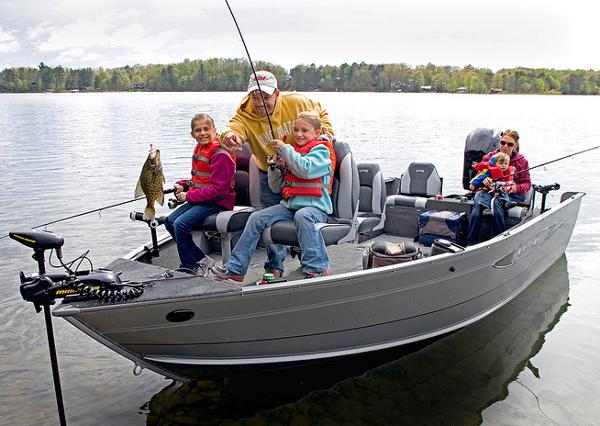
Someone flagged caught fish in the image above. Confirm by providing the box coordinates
[135,148,166,221]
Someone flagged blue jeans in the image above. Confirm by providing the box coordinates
[258,171,287,272]
[225,204,330,275]
[466,191,526,245]
[164,202,222,269]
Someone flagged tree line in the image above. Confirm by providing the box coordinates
[1,58,599,95]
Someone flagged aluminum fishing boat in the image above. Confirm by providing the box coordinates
[13,129,584,381]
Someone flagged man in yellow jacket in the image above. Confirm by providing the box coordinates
[220,70,335,278]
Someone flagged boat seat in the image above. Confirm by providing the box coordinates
[482,186,535,219]
[386,162,443,208]
[196,143,261,261]
[262,141,360,247]
[357,162,386,235]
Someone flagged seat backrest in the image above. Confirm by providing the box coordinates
[232,143,261,207]
[400,162,442,197]
[331,142,360,220]
[358,163,386,215]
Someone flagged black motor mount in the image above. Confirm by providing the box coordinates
[463,128,501,190]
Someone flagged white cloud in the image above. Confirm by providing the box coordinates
[0,27,20,53]
[2,0,600,70]
[36,18,112,51]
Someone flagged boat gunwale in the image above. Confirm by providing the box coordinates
[52,191,584,317]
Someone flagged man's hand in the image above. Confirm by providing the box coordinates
[275,156,286,169]
[222,132,242,150]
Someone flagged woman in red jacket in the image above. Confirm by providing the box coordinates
[466,129,532,245]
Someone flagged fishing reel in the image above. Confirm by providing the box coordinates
[266,154,278,170]
[168,198,182,209]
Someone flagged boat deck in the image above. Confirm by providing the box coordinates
[61,234,426,308]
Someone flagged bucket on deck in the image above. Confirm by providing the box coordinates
[362,241,423,270]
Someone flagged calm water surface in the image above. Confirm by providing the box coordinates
[0,92,599,425]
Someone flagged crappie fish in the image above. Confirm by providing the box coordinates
[135,149,166,221]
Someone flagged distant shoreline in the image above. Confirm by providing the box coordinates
[0,90,583,96]
[2,59,599,95]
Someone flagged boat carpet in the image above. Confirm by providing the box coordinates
[61,234,422,309]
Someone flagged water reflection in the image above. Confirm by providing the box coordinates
[145,256,570,425]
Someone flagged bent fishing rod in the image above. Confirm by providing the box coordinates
[0,189,175,241]
[224,0,275,139]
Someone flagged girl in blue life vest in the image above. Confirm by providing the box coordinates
[214,112,335,282]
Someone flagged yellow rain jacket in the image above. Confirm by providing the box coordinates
[220,92,335,172]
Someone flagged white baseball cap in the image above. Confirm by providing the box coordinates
[247,70,278,95]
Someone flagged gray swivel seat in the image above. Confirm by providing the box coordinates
[261,141,360,247]
[356,163,387,235]
[386,162,443,208]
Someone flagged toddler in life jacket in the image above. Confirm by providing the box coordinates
[214,112,335,282]
[470,152,515,193]
[164,113,236,277]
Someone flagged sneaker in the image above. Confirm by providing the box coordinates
[303,271,329,279]
[192,256,215,278]
[264,267,283,280]
[212,265,245,282]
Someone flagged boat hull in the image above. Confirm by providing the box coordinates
[53,193,583,379]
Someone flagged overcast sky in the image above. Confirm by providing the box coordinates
[1,0,599,72]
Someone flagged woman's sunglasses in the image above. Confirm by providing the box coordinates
[500,140,515,147]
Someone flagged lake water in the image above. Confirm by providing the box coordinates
[0,92,599,425]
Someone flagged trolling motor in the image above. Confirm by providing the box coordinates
[9,229,145,425]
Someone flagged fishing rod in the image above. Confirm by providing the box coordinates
[224,0,276,139]
[486,144,600,184]
[0,189,176,241]
[517,144,600,176]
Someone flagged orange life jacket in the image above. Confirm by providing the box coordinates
[190,140,235,190]
[281,139,336,199]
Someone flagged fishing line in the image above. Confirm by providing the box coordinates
[0,196,145,240]
[224,0,276,139]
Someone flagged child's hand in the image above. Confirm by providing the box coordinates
[176,192,187,202]
[174,184,184,194]
[270,139,285,150]
[469,184,475,191]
